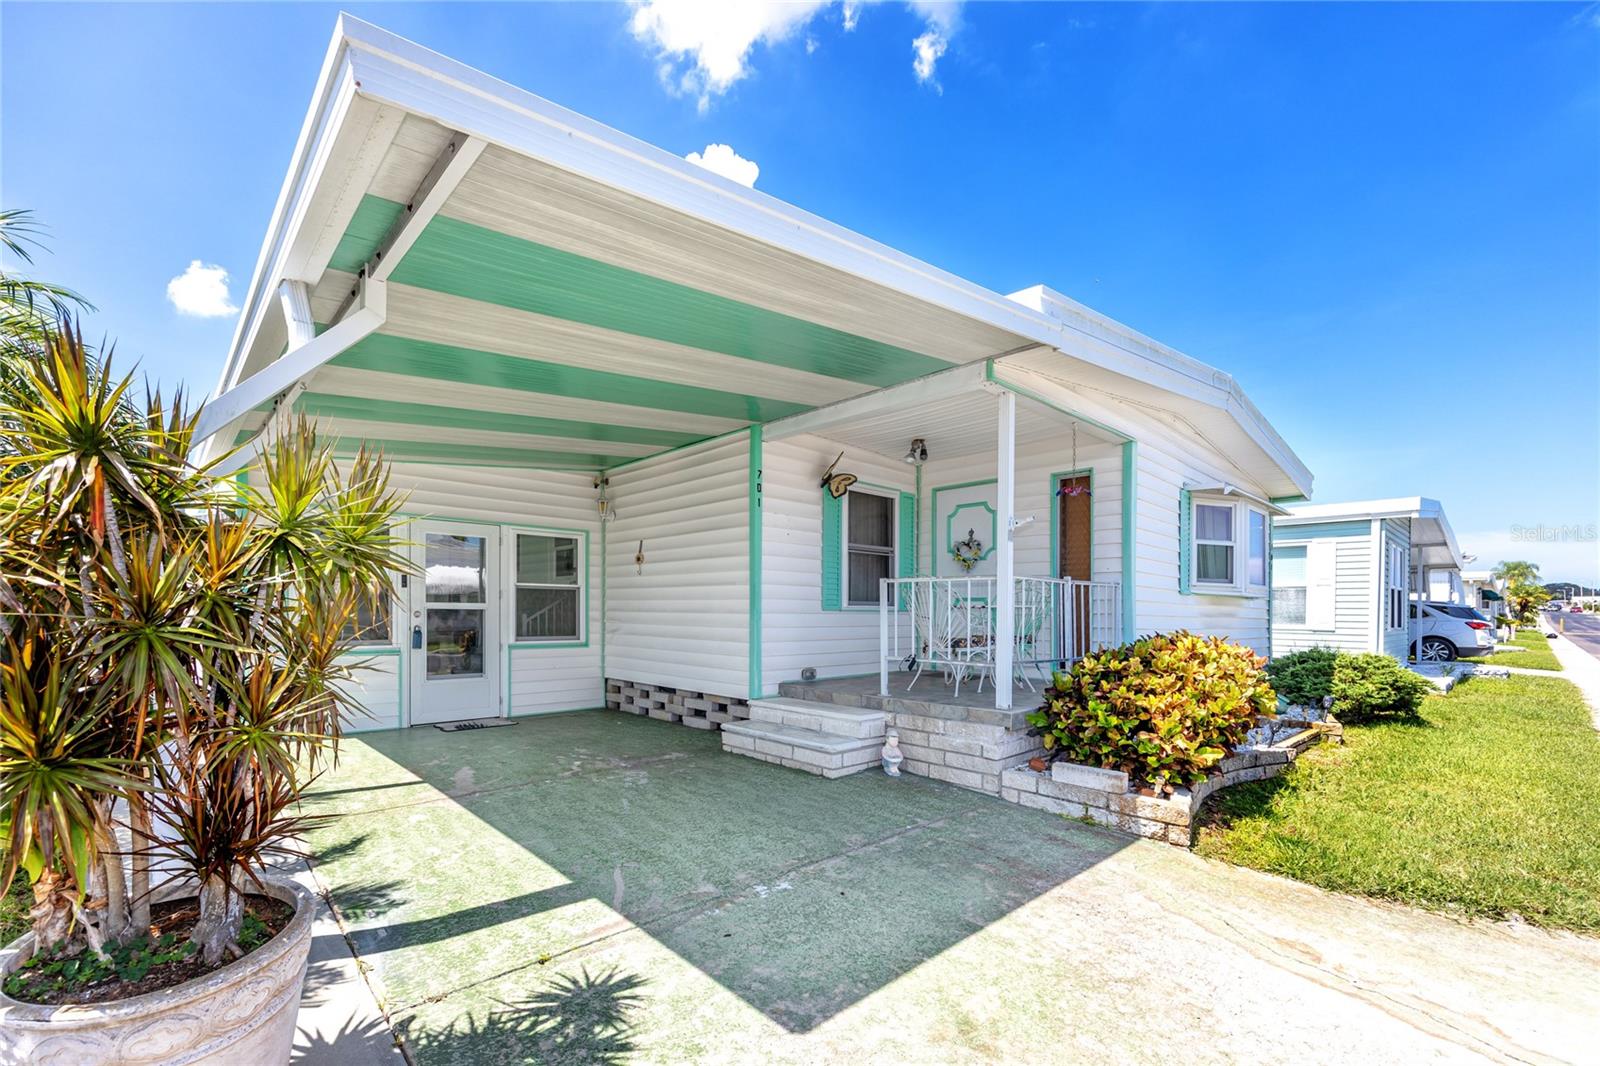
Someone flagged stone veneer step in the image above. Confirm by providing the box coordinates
[720,720,881,779]
[747,698,886,739]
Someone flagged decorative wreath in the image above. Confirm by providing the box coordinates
[951,528,985,572]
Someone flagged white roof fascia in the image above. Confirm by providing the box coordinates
[762,360,993,442]
[1184,483,1292,516]
[1008,285,1312,495]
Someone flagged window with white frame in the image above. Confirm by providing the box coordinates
[341,588,394,646]
[1248,509,1268,586]
[1387,543,1407,630]
[1273,545,1307,624]
[844,488,896,607]
[1194,502,1236,584]
[513,532,582,641]
[1189,494,1271,595]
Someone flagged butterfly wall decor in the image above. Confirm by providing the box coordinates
[819,451,858,499]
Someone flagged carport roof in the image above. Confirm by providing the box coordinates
[1278,496,1464,570]
[196,14,1311,498]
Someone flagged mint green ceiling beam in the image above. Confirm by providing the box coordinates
[373,199,951,387]
[327,197,405,274]
[292,392,702,448]
[232,430,611,469]
[330,332,810,422]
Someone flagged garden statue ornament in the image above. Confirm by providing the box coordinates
[881,731,904,777]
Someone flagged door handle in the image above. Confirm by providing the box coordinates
[412,625,423,650]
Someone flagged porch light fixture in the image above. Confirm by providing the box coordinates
[594,476,615,523]
[903,438,928,465]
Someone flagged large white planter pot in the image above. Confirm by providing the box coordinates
[0,874,315,1066]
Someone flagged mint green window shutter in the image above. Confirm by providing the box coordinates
[898,492,916,608]
[821,490,842,611]
[1178,488,1192,595]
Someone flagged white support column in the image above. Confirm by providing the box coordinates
[277,280,316,350]
[995,390,1016,710]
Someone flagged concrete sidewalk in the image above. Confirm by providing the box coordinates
[1547,627,1600,730]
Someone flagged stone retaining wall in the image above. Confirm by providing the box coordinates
[1000,726,1328,846]
[888,711,1043,795]
[606,679,750,730]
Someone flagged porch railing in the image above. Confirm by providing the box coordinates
[878,576,1122,698]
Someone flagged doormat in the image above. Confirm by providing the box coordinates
[433,718,518,733]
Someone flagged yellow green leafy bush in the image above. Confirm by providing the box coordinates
[1026,631,1277,791]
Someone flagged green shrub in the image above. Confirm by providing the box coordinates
[1025,631,1277,792]
[1266,648,1338,706]
[1331,653,1434,721]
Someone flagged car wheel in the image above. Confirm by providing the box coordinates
[1418,636,1456,662]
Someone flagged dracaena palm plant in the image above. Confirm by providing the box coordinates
[1,322,409,967]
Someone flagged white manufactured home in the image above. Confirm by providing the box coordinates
[196,19,1312,791]
[1270,497,1464,662]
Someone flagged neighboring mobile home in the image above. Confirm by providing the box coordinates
[1270,497,1464,662]
[195,18,1313,754]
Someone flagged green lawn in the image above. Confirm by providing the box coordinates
[1194,674,1600,933]
[1463,627,1561,671]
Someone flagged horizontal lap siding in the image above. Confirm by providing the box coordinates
[607,435,749,696]
[1272,522,1375,655]
[342,462,604,728]
[761,435,913,686]
[338,655,400,732]
[1133,433,1271,654]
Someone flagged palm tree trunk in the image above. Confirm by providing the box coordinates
[96,819,129,944]
[128,793,153,935]
[192,872,244,967]
[28,870,76,953]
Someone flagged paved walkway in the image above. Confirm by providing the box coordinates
[292,712,1600,1065]
[1546,624,1600,730]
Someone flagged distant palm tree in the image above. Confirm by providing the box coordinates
[1492,560,1540,585]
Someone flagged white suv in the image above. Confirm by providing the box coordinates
[1409,601,1495,662]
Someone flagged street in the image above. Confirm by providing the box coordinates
[1552,611,1600,659]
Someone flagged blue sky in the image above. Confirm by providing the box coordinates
[4,2,1597,582]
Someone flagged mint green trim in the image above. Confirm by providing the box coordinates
[295,393,702,448]
[1121,441,1137,641]
[331,437,622,468]
[1047,467,1094,580]
[333,333,810,423]
[1177,484,1192,597]
[821,487,843,611]
[385,202,950,387]
[945,502,997,563]
[1270,495,1309,505]
[337,646,400,657]
[930,479,998,573]
[897,491,916,609]
[747,425,763,700]
[984,362,1131,443]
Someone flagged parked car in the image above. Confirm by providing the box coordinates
[1410,601,1495,662]
[1572,605,1586,613]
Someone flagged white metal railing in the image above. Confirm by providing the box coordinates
[879,576,1121,698]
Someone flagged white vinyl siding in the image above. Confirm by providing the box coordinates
[606,433,750,698]
[761,434,914,687]
[1380,519,1414,660]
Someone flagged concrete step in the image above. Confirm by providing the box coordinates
[747,697,886,739]
[720,720,882,779]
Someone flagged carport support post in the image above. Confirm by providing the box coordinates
[995,389,1016,711]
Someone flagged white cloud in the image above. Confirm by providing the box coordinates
[627,1,963,106]
[165,260,238,318]
[685,143,760,187]
[629,0,830,109]
[907,0,960,86]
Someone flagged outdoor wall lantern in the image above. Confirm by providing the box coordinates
[902,438,929,465]
[594,475,616,522]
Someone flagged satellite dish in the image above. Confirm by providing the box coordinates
[819,452,858,499]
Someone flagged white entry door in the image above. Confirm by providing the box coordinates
[408,522,502,725]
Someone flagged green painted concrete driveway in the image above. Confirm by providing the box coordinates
[303,711,1600,1064]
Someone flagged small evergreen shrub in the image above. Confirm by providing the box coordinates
[1025,631,1277,791]
[1266,647,1338,706]
[1331,653,1434,721]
